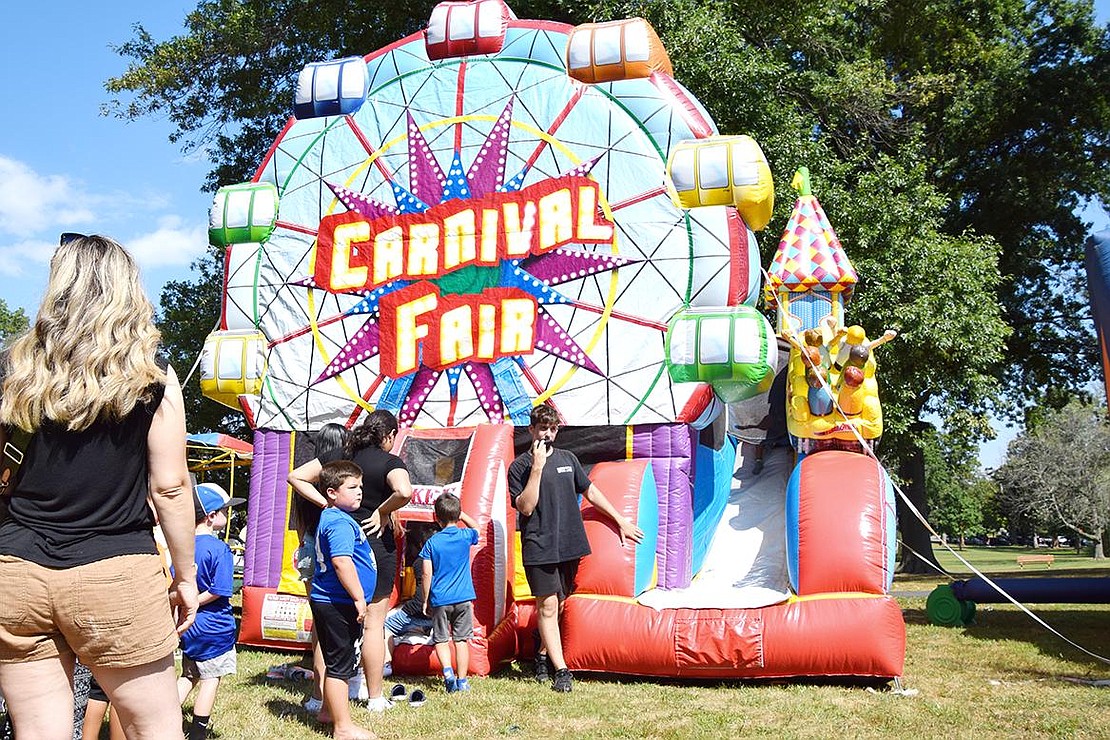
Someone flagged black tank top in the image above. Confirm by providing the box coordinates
[0,381,166,568]
[320,444,405,555]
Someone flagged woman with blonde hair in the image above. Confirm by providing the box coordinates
[0,234,199,739]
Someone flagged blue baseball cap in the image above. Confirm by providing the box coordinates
[195,483,246,515]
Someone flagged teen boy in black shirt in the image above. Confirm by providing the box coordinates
[507,406,643,692]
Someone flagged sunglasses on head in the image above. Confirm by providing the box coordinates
[59,232,88,246]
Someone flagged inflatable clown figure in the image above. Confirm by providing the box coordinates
[201,0,905,681]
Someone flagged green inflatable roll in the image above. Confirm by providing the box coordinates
[926,584,968,626]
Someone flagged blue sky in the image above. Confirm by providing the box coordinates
[1,1,1107,466]
[1,2,210,315]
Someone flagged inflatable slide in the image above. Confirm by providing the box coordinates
[203,0,905,680]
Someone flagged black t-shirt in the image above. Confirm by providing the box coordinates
[320,444,405,554]
[507,448,592,566]
[0,380,165,567]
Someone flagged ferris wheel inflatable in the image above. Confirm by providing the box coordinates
[205,0,905,681]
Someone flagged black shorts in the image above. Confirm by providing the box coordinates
[369,535,397,601]
[523,560,580,599]
[309,600,361,680]
[87,672,108,703]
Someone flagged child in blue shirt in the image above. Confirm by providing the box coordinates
[310,460,377,740]
[177,483,244,740]
[419,493,479,693]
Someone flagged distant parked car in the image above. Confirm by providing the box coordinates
[966,536,986,546]
[988,535,1011,546]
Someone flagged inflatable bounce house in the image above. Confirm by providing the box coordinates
[199,0,905,680]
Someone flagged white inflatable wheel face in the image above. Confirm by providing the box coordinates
[246,24,742,430]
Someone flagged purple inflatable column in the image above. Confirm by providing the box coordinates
[243,428,292,589]
[632,424,695,589]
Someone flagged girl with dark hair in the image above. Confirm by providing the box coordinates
[288,409,413,714]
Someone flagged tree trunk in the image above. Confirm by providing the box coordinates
[897,433,943,574]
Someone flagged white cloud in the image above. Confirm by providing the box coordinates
[0,156,96,236]
[0,238,54,277]
[126,215,210,270]
[0,155,209,277]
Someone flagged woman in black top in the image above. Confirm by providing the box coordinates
[0,234,198,738]
[288,409,413,712]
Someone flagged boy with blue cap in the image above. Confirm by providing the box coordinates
[177,482,244,739]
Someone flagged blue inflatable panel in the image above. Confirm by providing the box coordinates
[952,577,1110,604]
[785,458,802,590]
[1084,229,1110,401]
[881,467,897,591]
[634,463,660,595]
[690,436,736,576]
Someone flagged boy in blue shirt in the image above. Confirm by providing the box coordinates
[310,460,377,740]
[419,493,479,693]
[177,483,244,740]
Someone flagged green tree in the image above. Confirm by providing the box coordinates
[923,428,994,549]
[157,247,246,436]
[997,399,1110,558]
[0,299,29,348]
[105,0,1108,571]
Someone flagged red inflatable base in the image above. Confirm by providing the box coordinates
[391,603,518,677]
[561,594,905,679]
[238,585,313,652]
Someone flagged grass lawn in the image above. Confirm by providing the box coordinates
[156,547,1110,740]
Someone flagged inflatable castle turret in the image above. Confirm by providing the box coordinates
[200,0,905,681]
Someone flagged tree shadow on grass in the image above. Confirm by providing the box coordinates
[903,603,1110,675]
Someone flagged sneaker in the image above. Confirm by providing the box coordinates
[302,696,323,715]
[365,696,394,713]
[444,676,458,693]
[534,652,550,683]
[454,678,470,692]
[551,668,573,693]
[389,683,408,702]
[382,661,393,678]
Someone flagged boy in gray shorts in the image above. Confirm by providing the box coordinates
[178,484,244,739]
[419,494,479,693]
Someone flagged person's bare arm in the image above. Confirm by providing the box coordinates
[458,511,478,529]
[330,555,367,623]
[147,365,199,634]
[421,557,433,615]
[288,458,327,509]
[513,441,549,516]
[582,483,645,546]
[362,467,414,536]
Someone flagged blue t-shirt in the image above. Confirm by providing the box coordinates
[419,526,479,608]
[311,507,377,604]
[181,533,236,661]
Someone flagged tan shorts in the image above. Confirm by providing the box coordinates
[0,553,178,668]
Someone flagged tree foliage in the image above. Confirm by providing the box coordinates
[997,399,1110,557]
[106,0,1109,563]
[0,299,28,349]
[923,427,993,548]
[156,247,247,436]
